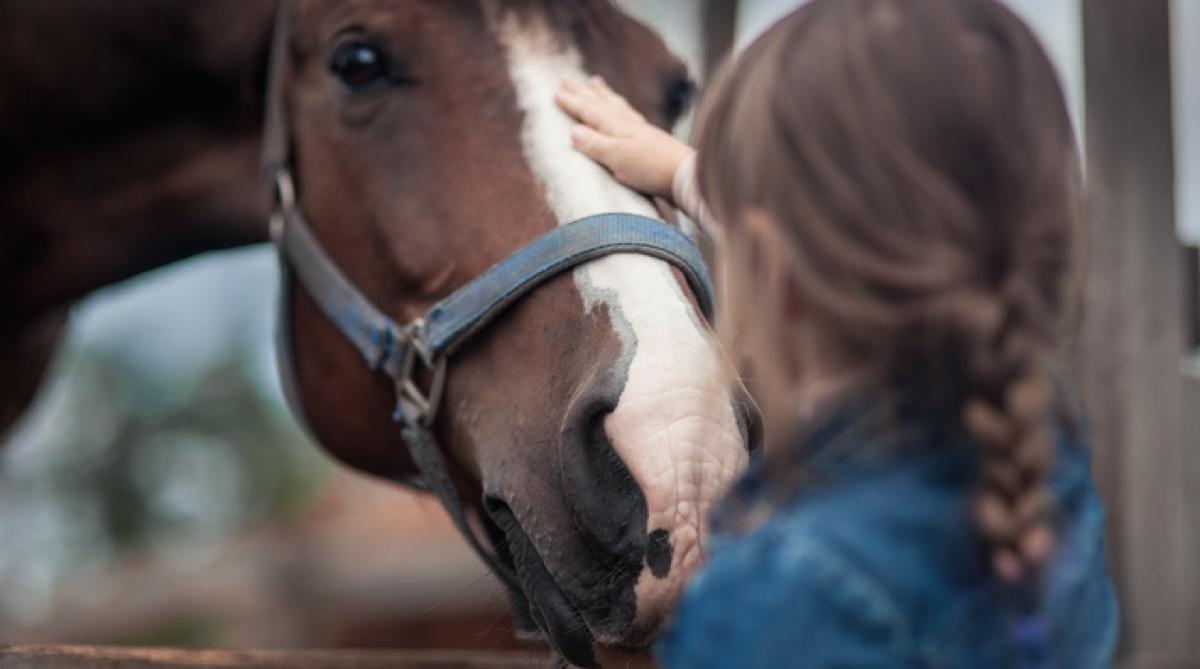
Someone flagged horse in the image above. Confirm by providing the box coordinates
[2,2,755,665]
[0,0,276,430]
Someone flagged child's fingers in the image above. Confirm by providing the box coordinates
[590,76,637,115]
[571,125,618,165]
[565,77,604,106]
[590,75,622,100]
[560,76,646,134]
[559,77,603,109]
[555,87,592,122]
[556,88,616,134]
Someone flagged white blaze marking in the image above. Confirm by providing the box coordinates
[491,11,749,634]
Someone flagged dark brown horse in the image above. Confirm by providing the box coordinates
[0,0,276,429]
[2,2,753,665]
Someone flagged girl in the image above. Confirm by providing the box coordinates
[556,0,1118,666]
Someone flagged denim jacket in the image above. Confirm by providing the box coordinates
[656,390,1119,668]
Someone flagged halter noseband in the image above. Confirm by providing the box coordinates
[261,1,715,596]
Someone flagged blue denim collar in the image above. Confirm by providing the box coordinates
[712,389,963,535]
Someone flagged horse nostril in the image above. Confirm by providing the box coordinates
[559,393,646,553]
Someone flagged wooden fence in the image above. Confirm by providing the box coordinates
[0,646,551,669]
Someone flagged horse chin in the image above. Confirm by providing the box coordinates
[489,502,600,668]
[524,570,598,668]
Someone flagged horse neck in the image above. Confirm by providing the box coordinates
[0,0,277,321]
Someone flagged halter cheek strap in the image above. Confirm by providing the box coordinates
[261,0,716,601]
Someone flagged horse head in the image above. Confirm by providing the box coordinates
[275,1,755,663]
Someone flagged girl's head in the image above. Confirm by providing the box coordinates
[698,0,1079,581]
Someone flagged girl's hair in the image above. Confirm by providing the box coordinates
[696,0,1080,583]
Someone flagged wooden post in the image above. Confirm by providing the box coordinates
[702,0,739,80]
[1186,369,1200,645]
[1078,0,1198,664]
[1187,247,1199,347]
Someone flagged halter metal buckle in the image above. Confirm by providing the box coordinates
[269,169,297,244]
[395,321,448,428]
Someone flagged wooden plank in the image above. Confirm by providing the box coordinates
[0,646,549,669]
[1187,247,1199,347]
[702,0,739,80]
[1078,0,1197,665]
[1184,370,1200,656]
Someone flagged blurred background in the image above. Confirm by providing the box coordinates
[1,0,1196,666]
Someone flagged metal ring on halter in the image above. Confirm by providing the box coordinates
[269,170,296,243]
[395,320,448,428]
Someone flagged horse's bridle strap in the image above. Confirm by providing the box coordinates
[275,204,406,373]
[274,188,716,389]
[422,211,714,358]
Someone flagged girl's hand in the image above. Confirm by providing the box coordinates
[556,76,695,200]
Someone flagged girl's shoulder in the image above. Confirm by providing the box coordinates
[658,388,1117,668]
[659,444,1116,669]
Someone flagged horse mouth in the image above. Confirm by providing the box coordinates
[486,500,601,668]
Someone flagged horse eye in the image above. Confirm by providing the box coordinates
[329,41,390,92]
[663,77,696,122]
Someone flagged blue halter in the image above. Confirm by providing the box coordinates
[270,169,715,428]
